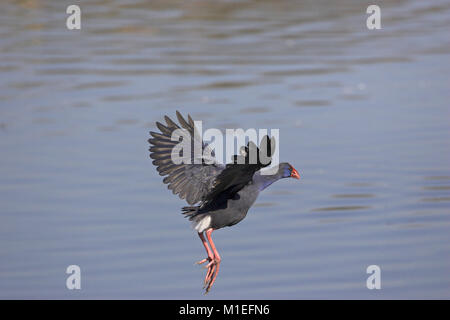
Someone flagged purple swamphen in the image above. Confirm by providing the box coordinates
[148,111,300,293]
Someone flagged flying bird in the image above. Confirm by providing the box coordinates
[148,111,300,293]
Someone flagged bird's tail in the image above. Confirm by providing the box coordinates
[181,206,200,220]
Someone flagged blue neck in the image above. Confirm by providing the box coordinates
[254,172,282,191]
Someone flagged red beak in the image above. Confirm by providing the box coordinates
[291,167,300,179]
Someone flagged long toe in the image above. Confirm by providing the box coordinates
[204,264,216,287]
[196,258,210,265]
[204,260,221,293]
[205,266,219,293]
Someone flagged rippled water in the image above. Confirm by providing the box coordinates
[1,0,449,299]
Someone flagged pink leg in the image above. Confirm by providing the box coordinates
[204,228,221,293]
[197,232,216,288]
[196,232,214,265]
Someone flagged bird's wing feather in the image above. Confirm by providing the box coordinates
[148,111,224,205]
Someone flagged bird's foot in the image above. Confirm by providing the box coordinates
[203,258,221,294]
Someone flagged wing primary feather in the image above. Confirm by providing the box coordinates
[156,121,172,135]
[149,146,173,153]
[176,111,192,130]
[187,114,195,127]
[150,152,173,160]
[150,131,173,141]
[148,138,177,147]
[164,116,180,129]
[152,158,174,166]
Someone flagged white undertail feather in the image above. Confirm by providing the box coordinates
[192,215,211,233]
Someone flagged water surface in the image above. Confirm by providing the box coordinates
[0,0,449,299]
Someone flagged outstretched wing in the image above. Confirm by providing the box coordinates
[148,111,224,205]
[200,135,275,209]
